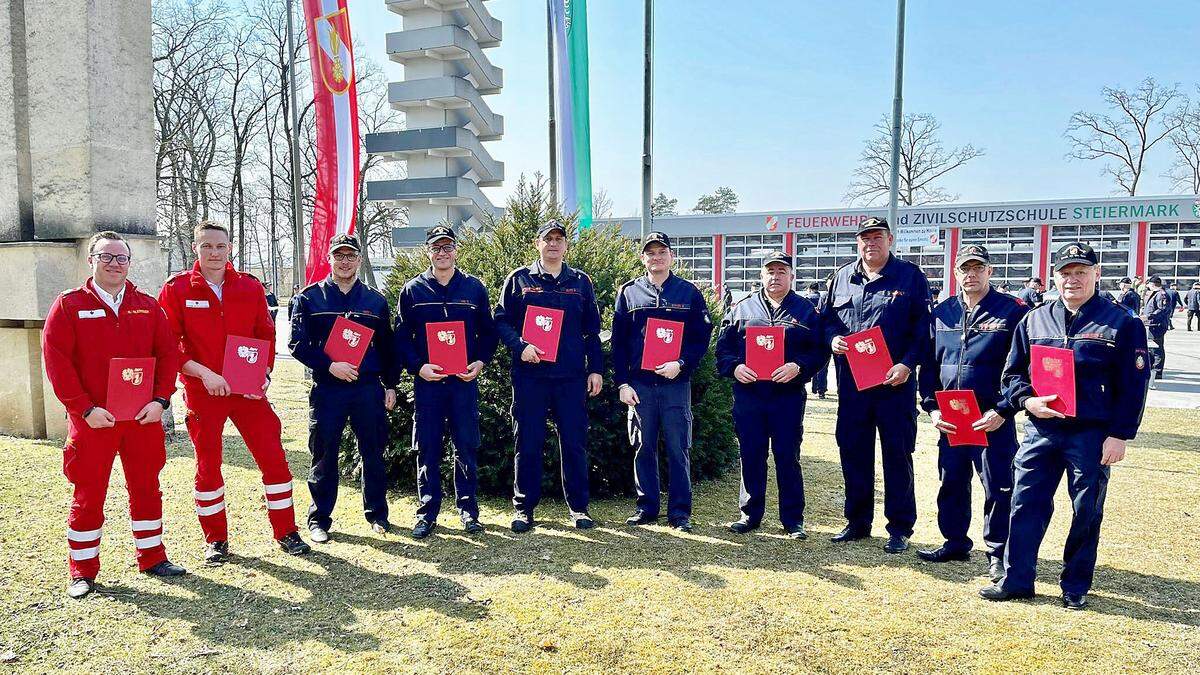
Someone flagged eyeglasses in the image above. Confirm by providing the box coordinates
[332,252,360,262]
[428,244,456,254]
[91,253,131,265]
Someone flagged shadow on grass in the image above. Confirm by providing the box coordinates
[105,550,488,652]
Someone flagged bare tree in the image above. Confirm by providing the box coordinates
[846,113,984,207]
[351,54,405,288]
[1065,77,1182,196]
[591,188,613,222]
[1166,92,1200,195]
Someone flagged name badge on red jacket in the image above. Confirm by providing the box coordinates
[106,357,155,421]
[324,316,374,369]
[642,318,685,371]
[222,336,271,396]
[1030,344,1076,417]
[845,326,894,391]
[521,306,564,363]
[425,320,469,375]
[934,389,988,447]
[745,326,785,381]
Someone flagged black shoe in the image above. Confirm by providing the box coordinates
[988,556,1004,583]
[203,540,229,564]
[830,525,870,543]
[979,584,1034,601]
[278,532,311,555]
[625,510,659,526]
[462,517,484,534]
[143,560,187,577]
[669,518,693,533]
[67,577,94,599]
[573,514,596,530]
[785,523,808,540]
[818,392,827,399]
[917,545,970,563]
[727,518,759,534]
[1061,592,1088,610]
[412,519,435,539]
[884,535,910,554]
[371,520,393,535]
[308,526,330,544]
[511,513,535,533]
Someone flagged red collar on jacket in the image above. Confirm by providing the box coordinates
[81,277,139,305]
[187,261,241,289]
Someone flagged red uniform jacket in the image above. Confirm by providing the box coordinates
[42,279,178,417]
[158,262,276,393]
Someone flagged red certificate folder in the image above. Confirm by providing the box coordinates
[222,336,271,396]
[324,316,374,368]
[845,326,894,391]
[521,306,565,363]
[641,318,685,371]
[745,326,785,381]
[1030,344,1076,417]
[425,320,469,375]
[935,389,989,447]
[106,357,155,421]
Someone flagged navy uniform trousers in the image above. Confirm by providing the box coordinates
[1002,423,1109,595]
[511,373,590,517]
[628,379,692,522]
[935,417,1017,557]
[834,375,918,538]
[307,379,389,530]
[732,384,806,528]
[413,378,481,522]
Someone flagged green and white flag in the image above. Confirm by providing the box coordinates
[548,0,593,228]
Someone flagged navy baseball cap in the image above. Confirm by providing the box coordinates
[1148,275,1163,285]
[761,251,793,268]
[855,217,890,236]
[425,225,456,245]
[955,244,990,267]
[537,220,568,238]
[328,233,360,254]
[1052,241,1098,271]
[1119,277,1132,284]
[641,231,672,251]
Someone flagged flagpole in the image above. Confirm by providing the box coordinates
[546,2,558,209]
[287,0,306,287]
[887,0,906,233]
[640,0,653,238]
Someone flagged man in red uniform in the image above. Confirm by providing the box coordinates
[42,231,188,599]
[159,222,310,562]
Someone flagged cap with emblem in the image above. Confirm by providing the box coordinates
[1052,241,1098,271]
[537,219,568,238]
[855,217,890,236]
[328,233,361,254]
[761,251,793,268]
[955,244,990,267]
[1119,277,1132,285]
[1148,275,1163,285]
[425,225,456,245]
[641,231,671,251]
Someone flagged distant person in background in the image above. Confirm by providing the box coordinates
[1141,276,1172,384]
[803,282,829,399]
[1186,282,1200,331]
[929,286,942,312]
[263,282,279,324]
[1116,277,1140,314]
[1017,277,1043,307]
[1166,282,1184,331]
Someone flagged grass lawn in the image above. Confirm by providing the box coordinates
[1,359,1197,673]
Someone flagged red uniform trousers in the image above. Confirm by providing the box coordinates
[183,385,298,542]
[63,416,168,579]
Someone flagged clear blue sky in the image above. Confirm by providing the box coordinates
[350,0,1200,216]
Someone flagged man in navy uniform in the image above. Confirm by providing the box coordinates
[1141,276,1172,382]
[803,282,830,399]
[1017,277,1044,308]
[981,241,1149,610]
[917,245,1028,582]
[289,234,398,542]
[820,217,931,553]
[613,232,713,533]
[394,225,498,538]
[1115,277,1140,314]
[716,252,828,538]
[1185,281,1200,331]
[495,220,605,532]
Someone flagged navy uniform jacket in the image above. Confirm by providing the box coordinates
[494,261,604,379]
[1017,287,1042,307]
[1166,289,1183,313]
[1141,289,1173,333]
[611,272,713,386]
[918,287,1029,417]
[715,289,829,394]
[1002,294,1150,440]
[394,268,498,376]
[820,255,932,373]
[1186,289,1200,311]
[1117,288,1141,314]
[289,278,399,388]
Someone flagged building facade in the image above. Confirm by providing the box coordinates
[606,195,1200,299]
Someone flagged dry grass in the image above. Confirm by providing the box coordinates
[1,360,1197,673]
